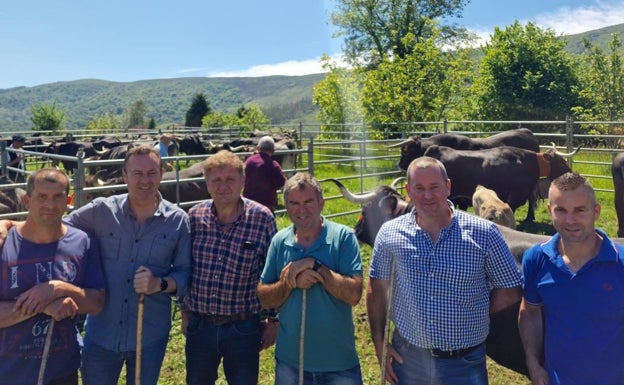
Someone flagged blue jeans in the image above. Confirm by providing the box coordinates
[392,333,488,385]
[80,337,168,385]
[275,358,363,385]
[185,313,261,385]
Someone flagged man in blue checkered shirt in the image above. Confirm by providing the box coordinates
[367,156,523,385]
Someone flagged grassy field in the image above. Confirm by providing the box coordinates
[96,146,618,384]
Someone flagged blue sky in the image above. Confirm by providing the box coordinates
[1,0,623,89]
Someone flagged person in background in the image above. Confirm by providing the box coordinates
[243,135,286,213]
[257,172,364,385]
[0,168,106,385]
[154,134,174,171]
[180,150,278,385]
[6,134,26,182]
[519,172,624,385]
[367,156,523,385]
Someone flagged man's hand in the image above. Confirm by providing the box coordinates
[0,220,14,248]
[374,342,403,385]
[260,319,279,350]
[43,297,78,321]
[134,266,159,295]
[281,258,314,288]
[14,281,57,316]
[294,269,323,289]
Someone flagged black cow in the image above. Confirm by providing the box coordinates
[46,141,99,174]
[423,145,579,221]
[392,128,540,171]
[84,161,209,208]
[612,152,624,237]
[177,134,207,156]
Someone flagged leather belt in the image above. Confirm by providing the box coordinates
[430,343,482,359]
[195,312,254,326]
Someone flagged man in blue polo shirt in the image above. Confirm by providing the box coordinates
[519,172,624,385]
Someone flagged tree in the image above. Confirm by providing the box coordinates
[185,93,211,127]
[312,56,364,136]
[361,32,473,134]
[124,99,147,129]
[330,0,471,67]
[470,21,580,122]
[202,111,239,128]
[147,117,156,130]
[30,101,65,133]
[236,104,270,126]
[86,112,123,132]
[574,34,624,122]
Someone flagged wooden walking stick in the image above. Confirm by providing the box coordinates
[37,318,55,385]
[298,288,307,385]
[136,293,145,385]
[380,257,396,385]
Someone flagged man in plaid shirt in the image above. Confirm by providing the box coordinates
[180,150,278,385]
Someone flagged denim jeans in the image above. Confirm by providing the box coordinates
[392,333,488,385]
[185,313,261,385]
[275,358,363,385]
[80,336,168,385]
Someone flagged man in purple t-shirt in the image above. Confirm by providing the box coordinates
[243,136,286,213]
[0,168,105,385]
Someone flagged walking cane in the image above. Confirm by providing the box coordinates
[37,318,55,385]
[298,288,307,385]
[136,293,145,385]
[380,257,396,385]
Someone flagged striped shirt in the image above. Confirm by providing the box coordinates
[370,204,522,351]
[181,198,277,316]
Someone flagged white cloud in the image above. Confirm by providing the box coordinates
[465,1,624,47]
[207,57,330,78]
[535,1,624,35]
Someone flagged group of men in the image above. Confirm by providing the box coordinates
[0,134,622,385]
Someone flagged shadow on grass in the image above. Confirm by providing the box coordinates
[517,220,556,236]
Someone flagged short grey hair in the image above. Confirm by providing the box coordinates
[257,136,275,152]
[283,172,323,203]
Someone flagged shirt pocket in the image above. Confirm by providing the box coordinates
[145,233,177,273]
[99,231,122,262]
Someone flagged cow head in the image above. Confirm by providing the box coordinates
[386,136,425,171]
[325,178,411,247]
[541,145,581,179]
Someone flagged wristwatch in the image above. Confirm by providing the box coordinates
[312,259,323,272]
[160,278,169,292]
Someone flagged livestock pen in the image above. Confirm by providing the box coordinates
[0,122,622,384]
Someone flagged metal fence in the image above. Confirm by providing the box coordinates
[1,120,623,220]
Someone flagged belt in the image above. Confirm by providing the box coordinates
[195,312,254,326]
[430,343,482,359]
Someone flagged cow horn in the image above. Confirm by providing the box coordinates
[554,145,582,157]
[97,178,105,186]
[324,178,378,204]
[384,138,413,149]
[227,144,247,152]
[390,177,406,189]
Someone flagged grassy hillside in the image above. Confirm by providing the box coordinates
[1,22,623,133]
[0,74,324,131]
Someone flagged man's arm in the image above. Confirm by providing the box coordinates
[316,265,362,306]
[0,301,34,328]
[367,277,401,385]
[14,280,105,316]
[518,298,549,385]
[490,286,523,314]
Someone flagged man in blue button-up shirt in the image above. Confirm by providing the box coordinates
[66,146,191,385]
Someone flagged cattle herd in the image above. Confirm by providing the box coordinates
[3,127,624,376]
[0,130,298,214]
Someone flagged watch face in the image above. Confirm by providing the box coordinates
[160,278,168,292]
